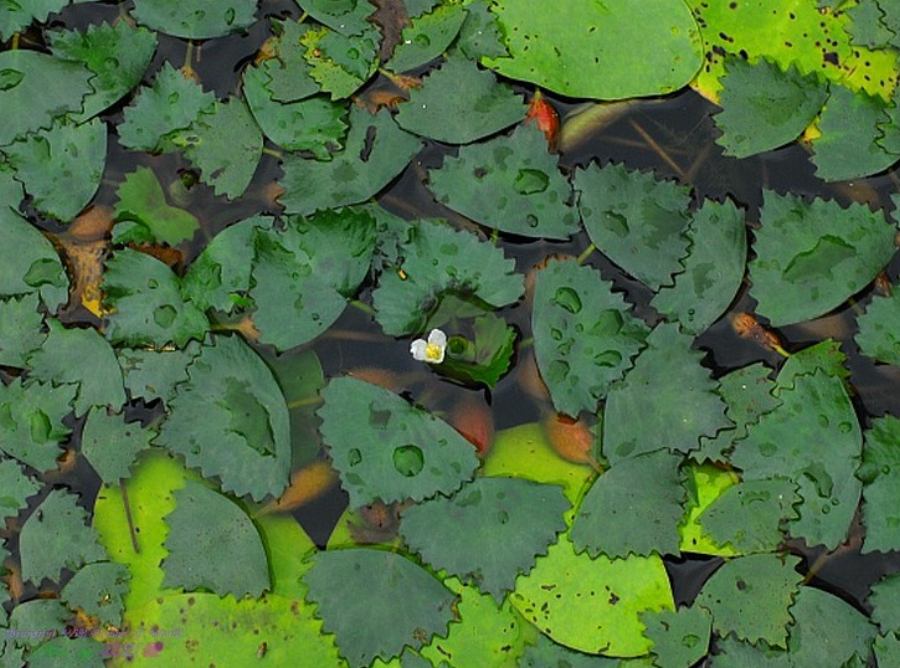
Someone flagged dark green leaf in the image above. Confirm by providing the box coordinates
[0,293,46,368]
[642,605,712,668]
[162,480,270,597]
[131,0,257,39]
[786,586,875,668]
[301,25,379,99]
[0,378,76,471]
[386,5,468,73]
[81,407,156,485]
[257,19,320,103]
[435,312,517,389]
[113,167,200,246]
[0,203,69,309]
[317,377,480,507]
[0,457,42,522]
[860,415,900,553]
[117,341,202,405]
[400,477,570,602]
[856,289,900,366]
[154,335,292,502]
[303,548,455,668]
[871,572,900,634]
[0,0,67,41]
[456,0,507,61]
[297,0,376,36]
[61,562,130,626]
[428,123,578,239]
[532,256,649,416]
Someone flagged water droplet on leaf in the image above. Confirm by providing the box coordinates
[553,286,582,314]
[392,444,424,477]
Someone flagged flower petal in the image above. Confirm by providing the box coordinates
[410,339,428,361]
[427,328,447,347]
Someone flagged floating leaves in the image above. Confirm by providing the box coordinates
[130,0,257,39]
[859,415,900,553]
[0,378,76,471]
[385,4,468,73]
[81,408,156,485]
[113,167,200,246]
[856,288,900,366]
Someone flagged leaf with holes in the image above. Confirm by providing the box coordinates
[61,562,130,626]
[81,407,156,485]
[532,256,648,416]
[602,323,731,465]
[571,449,685,559]
[575,162,692,290]
[154,334,292,502]
[427,123,577,239]
[749,190,896,327]
[858,415,900,553]
[642,605,712,668]
[401,476,569,602]
[856,289,900,366]
[131,0,257,39]
[302,548,455,668]
[0,202,69,309]
[0,378,76,471]
[372,219,523,336]
[317,377,479,507]
[113,167,200,246]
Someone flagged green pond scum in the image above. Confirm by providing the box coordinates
[2,0,900,666]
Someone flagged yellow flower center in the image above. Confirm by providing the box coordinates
[425,342,443,362]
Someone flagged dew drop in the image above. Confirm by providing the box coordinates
[414,33,431,47]
[496,510,509,524]
[348,448,362,466]
[224,7,236,24]
[553,286,582,314]
[817,414,829,428]
[393,444,424,477]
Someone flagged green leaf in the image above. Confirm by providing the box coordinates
[652,198,747,335]
[694,553,803,647]
[532,256,649,416]
[303,548,456,668]
[519,633,627,667]
[0,457,42,522]
[27,319,126,416]
[154,334,292,502]
[172,96,263,199]
[859,415,900,553]
[386,4,468,73]
[0,378,76,471]
[435,312,517,389]
[777,338,851,386]
[118,62,217,152]
[317,376,480,507]
[0,203,69,309]
[372,219,523,336]
[856,289,900,365]
[0,0,67,41]
[249,208,376,350]
[301,25,379,99]
[713,57,828,158]
[428,123,578,239]
[257,20,320,103]
[243,64,348,158]
[696,478,799,554]
[456,0,507,61]
[3,117,106,221]
[749,190,896,326]
[103,248,209,348]
[6,599,70,650]
[731,367,862,549]
[482,0,702,100]
[401,476,570,602]
[712,636,791,667]
[61,561,130,626]
[786,586,875,668]
[131,0,257,39]
[575,162,692,289]
[279,106,422,215]
[846,0,897,49]
[875,632,900,668]
[811,85,899,181]
[0,50,93,147]
[50,21,158,122]
[117,341,202,405]
[81,407,156,485]
[602,323,731,464]
[871,572,900,635]
[678,462,740,557]
[641,605,712,668]
[571,449,685,559]
[19,489,106,585]
[113,167,200,246]
[297,0,376,35]
[510,534,675,657]
[162,479,270,597]
[396,51,526,144]
[0,293,46,367]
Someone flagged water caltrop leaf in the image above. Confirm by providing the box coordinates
[0,203,69,310]
[250,208,376,350]
[117,341,202,405]
[256,19,319,103]
[27,319,126,416]
[0,378,76,471]
[859,415,900,553]
[575,162,692,289]
[602,323,732,464]
[0,49,93,147]
[131,0,257,39]
[652,199,747,335]
[786,586,875,668]
[0,293,46,367]
[400,476,570,602]
[386,4,468,73]
[511,534,674,657]
[713,57,828,158]
[154,334,292,502]
[113,167,200,246]
[81,407,156,485]
[483,0,702,100]
[372,219,523,336]
[428,123,578,239]
[0,458,42,522]
[856,285,900,366]
[297,0,376,36]
[60,561,129,626]
[301,24,379,99]
[871,573,900,635]
[3,117,107,221]
[396,51,526,144]
[571,449,685,559]
[103,249,209,348]
[19,489,106,585]
[162,479,270,597]
[303,548,456,668]
[642,605,712,668]
[532,256,649,416]
[279,106,422,215]
[749,190,896,327]
[0,0,67,40]
[317,377,480,507]
[118,62,217,152]
[695,553,803,648]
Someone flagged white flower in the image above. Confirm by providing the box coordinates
[410,328,447,364]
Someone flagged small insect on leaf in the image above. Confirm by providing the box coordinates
[525,89,559,150]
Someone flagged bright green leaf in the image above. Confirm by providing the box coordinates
[131,0,257,39]
[61,561,130,626]
[0,378,76,471]
[386,4,468,73]
[428,123,578,239]
[113,167,200,246]
[859,415,900,553]
[401,476,570,602]
[0,293,46,367]
[81,407,156,485]
[318,376,480,507]
[642,605,711,668]
[856,289,900,366]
